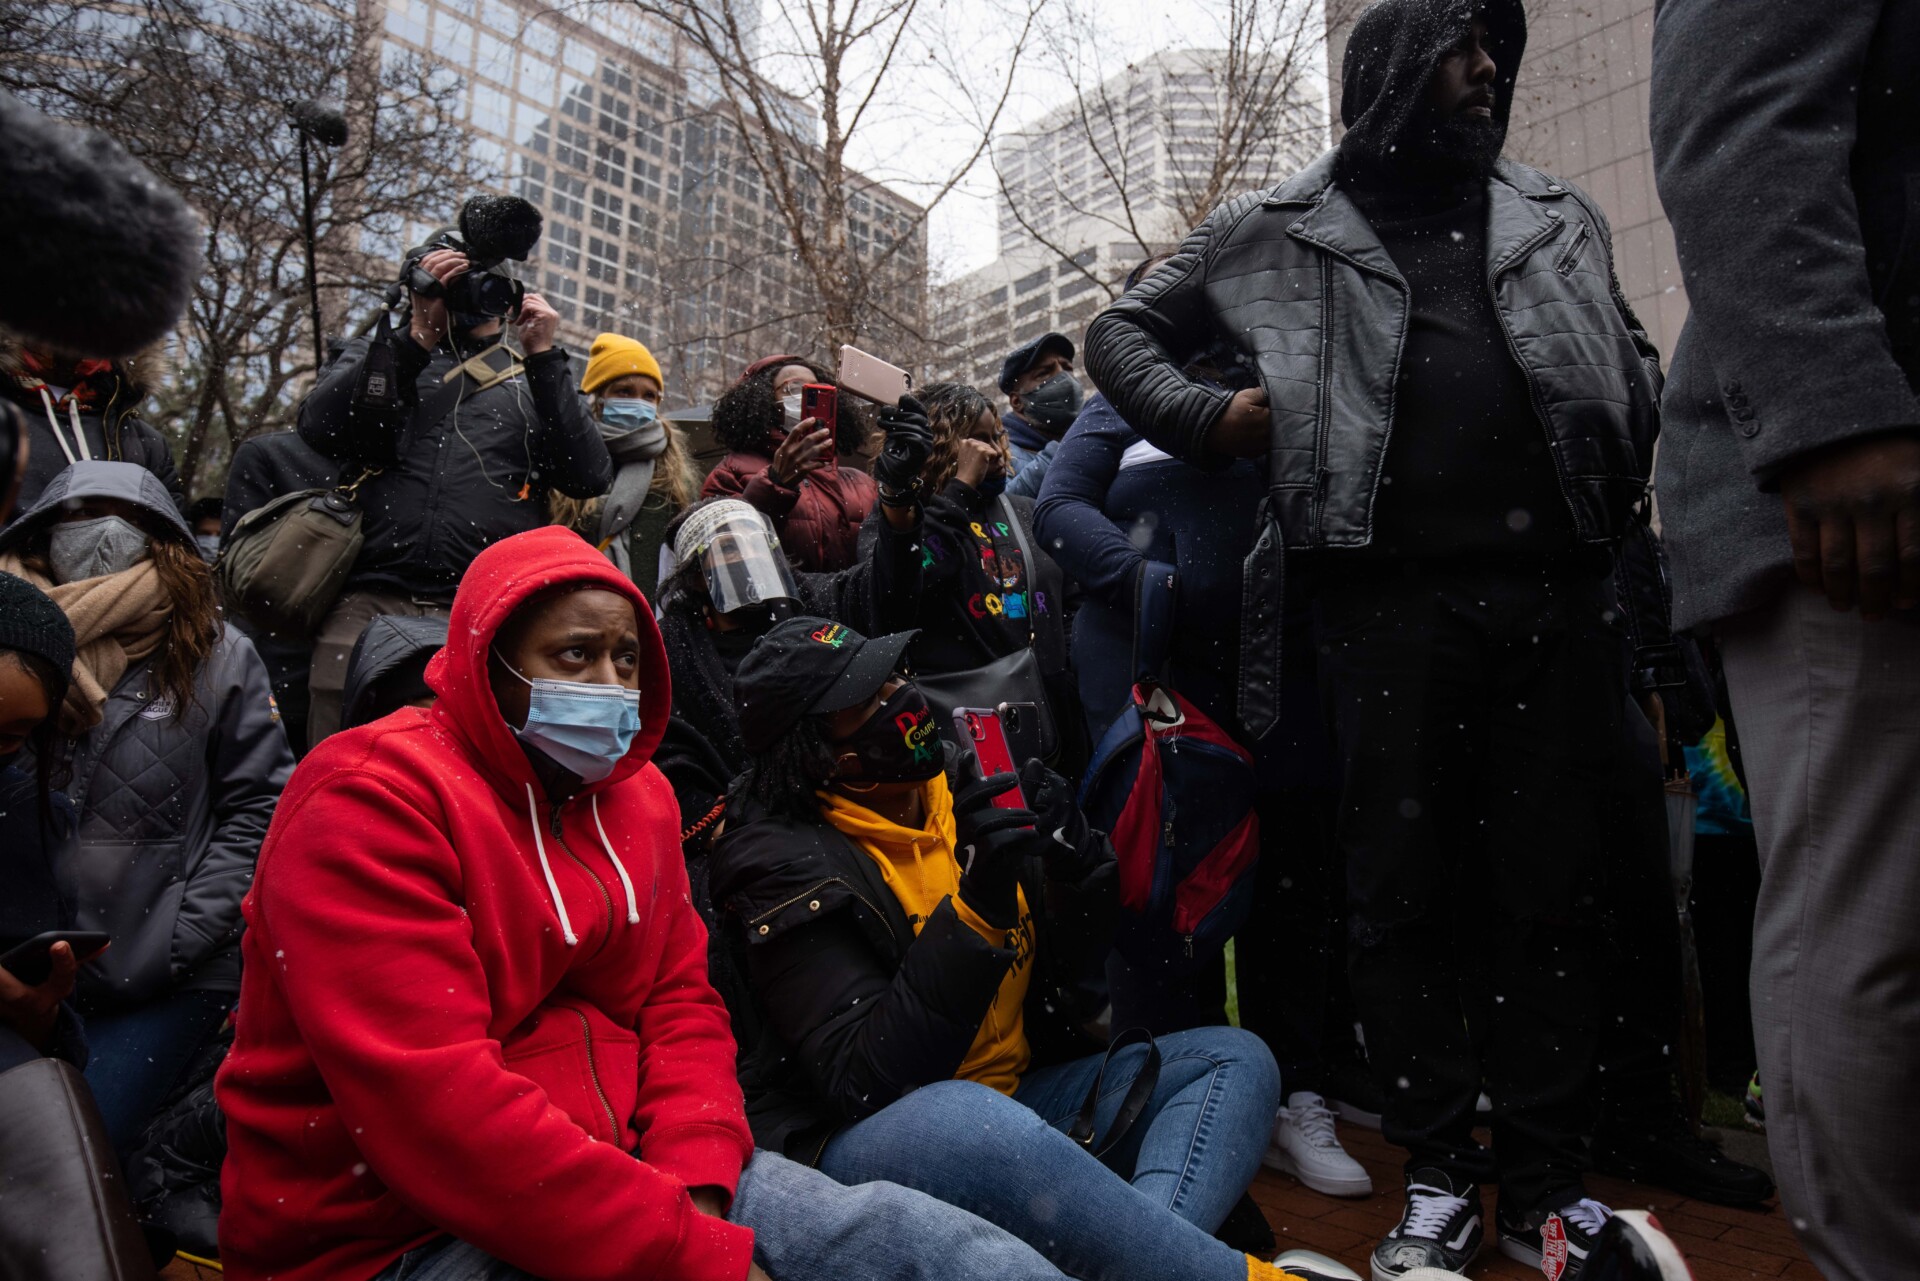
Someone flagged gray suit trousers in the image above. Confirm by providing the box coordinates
[1720,592,1920,1281]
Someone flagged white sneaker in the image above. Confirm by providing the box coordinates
[1264,1090,1373,1197]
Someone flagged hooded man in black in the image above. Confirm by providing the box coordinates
[1084,2,1665,1278]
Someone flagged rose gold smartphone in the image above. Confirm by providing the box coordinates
[837,344,913,407]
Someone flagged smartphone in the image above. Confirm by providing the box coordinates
[837,344,913,407]
[0,930,110,986]
[953,707,1029,812]
[801,383,838,471]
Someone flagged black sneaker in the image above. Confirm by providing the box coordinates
[1370,1168,1483,1281]
[1593,1113,1775,1206]
[1497,1196,1613,1281]
[1581,1209,1696,1281]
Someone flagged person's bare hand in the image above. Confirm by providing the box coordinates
[954,438,1001,489]
[1779,431,1920,619]
[512,293,560,356]
[770,420,833,486]
[408,249,470,351]
[1204,387,1271,458]
[0,941,81,1049]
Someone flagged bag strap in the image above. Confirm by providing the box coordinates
[996,493,1039,650]
[1065,1026,1161,1171]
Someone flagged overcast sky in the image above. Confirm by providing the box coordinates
[757,0,1333,282]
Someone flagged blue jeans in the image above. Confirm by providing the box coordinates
[80,987,230,1158]
[372,1149,1067,1280]
[818,1025,1280,1281]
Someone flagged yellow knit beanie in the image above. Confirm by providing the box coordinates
[581,333,664,395]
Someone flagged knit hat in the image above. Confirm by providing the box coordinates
[740,353,805,383]
[581,333,664,396]
[0,571,77,712]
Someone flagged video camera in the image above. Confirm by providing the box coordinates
[403,194,544,321]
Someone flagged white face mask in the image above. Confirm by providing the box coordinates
[781,393,805,429]
[49,515,152,584]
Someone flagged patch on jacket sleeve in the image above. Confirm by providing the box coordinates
[267,691,281,723]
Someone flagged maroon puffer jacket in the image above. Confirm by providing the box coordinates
[701,446,877,574]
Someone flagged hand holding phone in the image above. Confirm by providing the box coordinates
[0,931,106,1046]
[954,708,1028,810]
[0,930,110,987]
[769,418,834,486]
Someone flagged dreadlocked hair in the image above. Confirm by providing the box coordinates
[916,380,1011,493]
[735,713,839,822]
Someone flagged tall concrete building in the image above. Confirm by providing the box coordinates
[933,47,1323,391]
[1327,0,1685,354]
[371,0,926,403]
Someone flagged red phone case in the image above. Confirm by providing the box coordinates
[954,707,1027,811]
[801,383,837,435]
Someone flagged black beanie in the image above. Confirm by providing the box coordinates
[0,571,76,710]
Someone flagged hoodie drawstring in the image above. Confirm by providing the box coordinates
[526,784,579,946]
[591,795,641,926]
[37,387,90,464]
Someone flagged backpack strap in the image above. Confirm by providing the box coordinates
[1065,1026,1161,1173]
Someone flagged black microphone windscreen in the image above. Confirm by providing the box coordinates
[0,92,201,357]
[287,99,349,148]
[459,194,543,264]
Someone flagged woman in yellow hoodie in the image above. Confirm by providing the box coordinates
[710,618,1309,1281]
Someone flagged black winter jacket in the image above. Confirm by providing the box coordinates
[297,335,612,600]
[708,760,1115,1162]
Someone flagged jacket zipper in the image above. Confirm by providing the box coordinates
[568,1006,620,1141]
[1553,222,1591,276]
[1488,222,1581,528]
[550,801,615,952]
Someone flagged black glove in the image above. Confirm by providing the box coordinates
[873,393,933,501]
[953,769,1037,931]
[1019,758,1095,879]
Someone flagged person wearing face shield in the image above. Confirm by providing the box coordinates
[551,333,698,598]
[0,460,294,1160]
[700,355,879,574]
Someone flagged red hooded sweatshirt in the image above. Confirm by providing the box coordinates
[216,527,755,1281]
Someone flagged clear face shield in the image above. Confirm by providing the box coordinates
[692,511,802,617]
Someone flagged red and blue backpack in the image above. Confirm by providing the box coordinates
[1077,682,1260,965]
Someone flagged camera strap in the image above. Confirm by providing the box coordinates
[444,341,524,393]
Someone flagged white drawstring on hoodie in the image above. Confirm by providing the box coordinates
[524,785,642,945]
[37,387,92,464]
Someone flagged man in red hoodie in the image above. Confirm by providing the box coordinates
[216,526,1070,1281]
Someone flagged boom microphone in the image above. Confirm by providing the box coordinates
[0,91,201,357]
[286,99,349,148]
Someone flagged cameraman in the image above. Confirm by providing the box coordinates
[298,235,612,747]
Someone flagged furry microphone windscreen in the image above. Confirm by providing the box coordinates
[458,194,543,265]
[0,91,202,357]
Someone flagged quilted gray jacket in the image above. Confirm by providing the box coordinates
[61,626,293,1009]
[1084,150,1663,552]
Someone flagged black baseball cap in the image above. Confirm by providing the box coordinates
[733,616,918,755]
[997,331,1075,395]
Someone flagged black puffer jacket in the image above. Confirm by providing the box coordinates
[297,335,611,600]
[708,754,1115,1163]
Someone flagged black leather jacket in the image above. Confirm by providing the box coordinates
[1086,152,1662,552]
[1085,152,1663,733]
[708,754,1115,1163]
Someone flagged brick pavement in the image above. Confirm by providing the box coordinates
[163,1119,1816,1279]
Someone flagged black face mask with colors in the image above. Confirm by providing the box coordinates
[836,683,943,784]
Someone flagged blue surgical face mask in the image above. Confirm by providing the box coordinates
[496,653,643,783]
[600,397,659,433]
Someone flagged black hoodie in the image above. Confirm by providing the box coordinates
[1327,0,1576,565]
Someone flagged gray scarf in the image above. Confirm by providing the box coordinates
[596,418,671,573]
